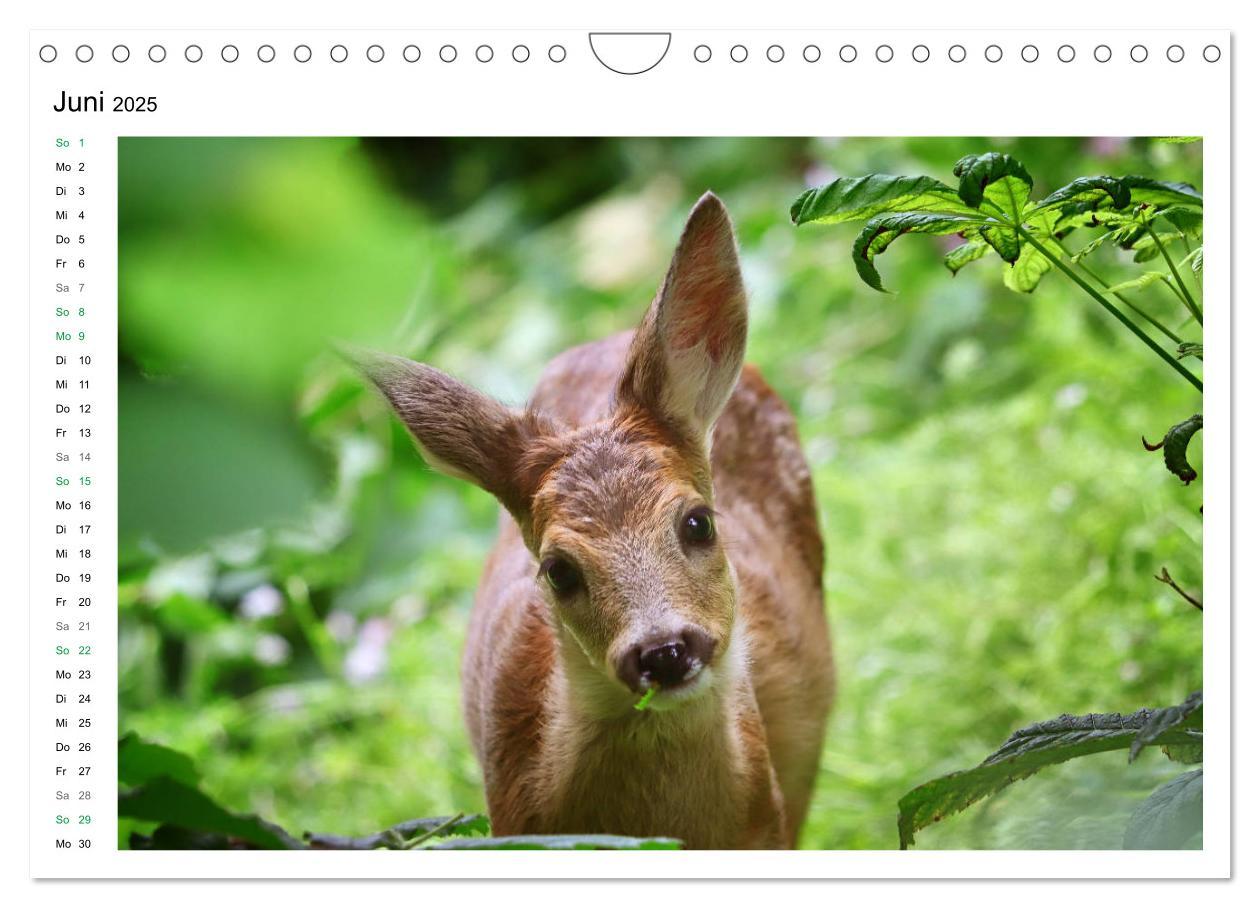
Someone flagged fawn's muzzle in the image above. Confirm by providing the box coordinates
[616,627,717,693]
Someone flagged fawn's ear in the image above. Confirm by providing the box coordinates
[351,351,556,525]
[617,191,748,448]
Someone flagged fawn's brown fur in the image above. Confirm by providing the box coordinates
[362,192,834,848]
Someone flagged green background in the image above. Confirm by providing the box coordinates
[118,136,1203,849]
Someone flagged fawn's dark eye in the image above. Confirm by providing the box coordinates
[680,506,717,547]
[541,556,583,598]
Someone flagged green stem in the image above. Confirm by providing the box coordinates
[1050,238,1183,345]
[1147,226,1203,324]
[1018,228,1202,391]
[285,575,342,678]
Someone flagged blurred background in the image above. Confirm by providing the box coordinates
[118,136,1203,849]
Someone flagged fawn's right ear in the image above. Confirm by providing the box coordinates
[349,351,557,528]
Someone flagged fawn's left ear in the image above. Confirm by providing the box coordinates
[617,191,748,447]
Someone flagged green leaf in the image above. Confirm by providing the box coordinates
[1161,742,1204,764]
[790,174,969,225]
[305,814,491,849]
[944,238,991,274]
[120,777,303,849]
[1153,136,1202,144]
[896,699,1205,849]
[1032,176,1131,214]
[1123,176,1203,209]
[1003,243,1053,293]
[1176,342,1203,361]
[1129,231,1183,263]
[424,834,682,850]
[1104,271,1171,295]
[1157,205,1204,237]
[1003,210,1058,291]
[978,223,1021,264]
[953,152,1033,215]
[1123,770,1203,849]
[1130,690,1203,761]
[118,733,200,787]
[852,212,983,291]
[1069,233,1112,263]
[152,593,229,635]
[1143,416,1203,486]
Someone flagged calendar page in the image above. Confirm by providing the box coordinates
[16,0,1243,895]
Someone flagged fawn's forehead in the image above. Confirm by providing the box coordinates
[532,424,702,538]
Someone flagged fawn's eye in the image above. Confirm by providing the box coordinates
[680,506,717,547]
[541,556,583,598]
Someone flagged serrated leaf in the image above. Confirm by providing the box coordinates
[953,152,1033,215]
[1123,176,1203,209]
[1055,206,1137,232]
[979,223,1021,264]
[1070,233,1112,262]
[1004,243,1053,293]
[1157,205,1204,238]
[1104,271,1171,295]
[424,834,682,850]
[1130,690,1203,761]
[851,212,983,291]
[790,174,969,225]
[118,733,200,787]
[1123,769,1203,849]
[1128,231,1183,263]
[120,777,303,849]
[1032,176,1131,214]
[896,699,1205,849]
[944,238,991,274]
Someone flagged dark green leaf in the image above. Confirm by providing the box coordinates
[120,777,303,849]
[1142,417,1203,486]
[852,212,983,291]
[1130,690,1203,761]
[305,814,490,849]
[1157,205,1204,237]
[953,152,1033,214]
[1123,770,1203,849]
[1177,342,1203,361]
[896,700,1205,849]
[1123,176,1203,209]
[118,733,200,787]
[424,834,682,850]
[1032,176,1130,214]
[978,224,1021,264]
[790,174,969,225]
[944,238,991,274]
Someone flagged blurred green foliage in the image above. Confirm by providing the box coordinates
[119,136,1203,850]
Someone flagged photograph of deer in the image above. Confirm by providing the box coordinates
[357,193,835,849]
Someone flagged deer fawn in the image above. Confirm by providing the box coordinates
[359,192,834,848]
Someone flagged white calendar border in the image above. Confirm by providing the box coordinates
[20,16,1233,881]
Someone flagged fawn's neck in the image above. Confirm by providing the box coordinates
[533,619,770,846]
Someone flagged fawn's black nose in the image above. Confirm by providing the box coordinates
[616,628,717,693]
[640,641,690,687]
